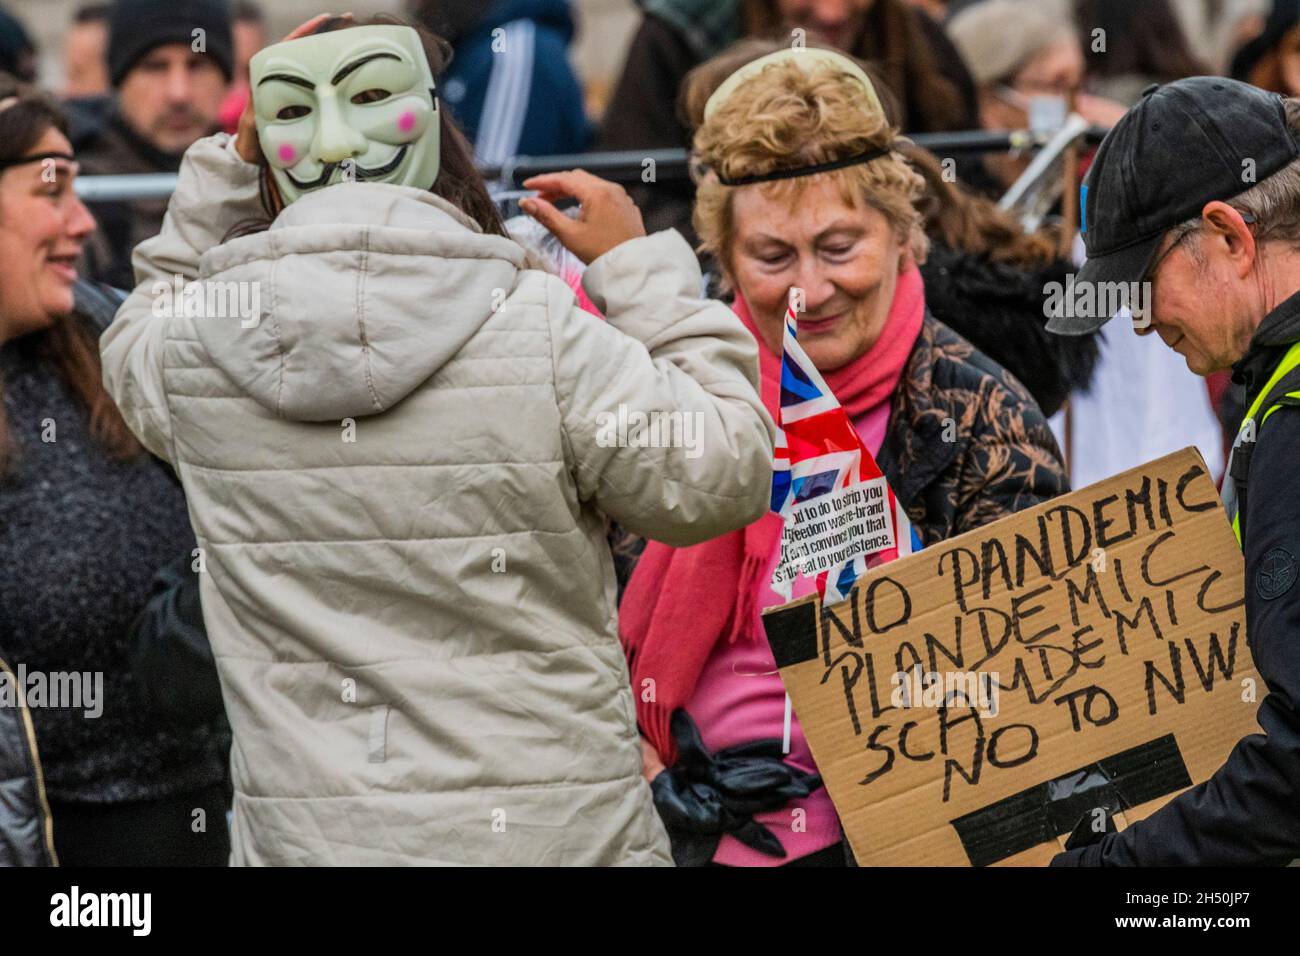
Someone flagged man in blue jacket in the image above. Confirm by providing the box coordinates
[409,0,591,166]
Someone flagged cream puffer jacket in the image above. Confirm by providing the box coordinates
[100,134,773,865]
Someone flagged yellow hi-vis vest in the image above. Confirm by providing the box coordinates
[1224,339,1300,548]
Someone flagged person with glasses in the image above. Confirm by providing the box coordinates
[0,77,230,868]
[1048,77,1300,866]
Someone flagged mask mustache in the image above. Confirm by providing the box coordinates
[284,143,410,190]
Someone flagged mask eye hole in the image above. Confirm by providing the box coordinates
[276,105,312,120]
[351,89,391,105]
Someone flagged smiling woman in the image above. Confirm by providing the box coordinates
[0,135,85,328]
[0,82,112,463]
[0,78,231,867]
[616,44,1069,868]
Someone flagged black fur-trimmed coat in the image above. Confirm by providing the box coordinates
[920,243,1099,419]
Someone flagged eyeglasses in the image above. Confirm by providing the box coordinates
[1142,212,1257,285]
[1141,222,1198,285]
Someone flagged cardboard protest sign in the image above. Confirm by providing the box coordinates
[763,448,1261,865]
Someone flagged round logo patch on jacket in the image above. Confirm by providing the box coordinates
[1257,547,1298,600]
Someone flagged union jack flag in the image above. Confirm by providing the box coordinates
[770,304,919,604]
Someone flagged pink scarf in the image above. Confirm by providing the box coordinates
[732,266,925,419]
[619,266,925,764]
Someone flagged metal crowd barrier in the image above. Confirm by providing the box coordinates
[71,127,1110,203]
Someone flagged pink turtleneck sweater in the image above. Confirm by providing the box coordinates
[685,402,893,866]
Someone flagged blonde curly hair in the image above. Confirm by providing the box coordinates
[689,51,930,280]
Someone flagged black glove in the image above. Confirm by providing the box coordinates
[650,709,822,867]
[129,553,225,724]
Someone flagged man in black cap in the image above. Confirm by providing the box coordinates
[1049,76,1300,865]
[76,0,233,290]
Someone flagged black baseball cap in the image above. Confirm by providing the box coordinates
[1047,77,1300,335]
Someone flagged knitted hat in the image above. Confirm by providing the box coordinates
[108,0,233,87]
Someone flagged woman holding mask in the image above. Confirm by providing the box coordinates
[619,48,1068,866]
[99,14,772,865]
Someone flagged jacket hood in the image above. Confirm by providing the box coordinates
[476,0,576,38]
[195,182,525,422]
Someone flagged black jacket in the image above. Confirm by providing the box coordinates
[0,281,225,867]
[1053,290,1300,865]
[920,243,1099,418]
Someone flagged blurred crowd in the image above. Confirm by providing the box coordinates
[1,0,1290,461]
[0,0,1291,270]
[3,0,1300,867]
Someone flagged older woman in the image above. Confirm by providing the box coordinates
[618,48,1069,867]
[0,78,230,866]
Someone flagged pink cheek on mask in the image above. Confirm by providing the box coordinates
[397,111,416,134]
[277,144,297,164]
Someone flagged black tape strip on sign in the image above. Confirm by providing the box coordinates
[761,604,1194,866]
[949,734,1192,866]
[765,600,820,669]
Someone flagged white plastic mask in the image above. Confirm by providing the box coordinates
[249,25,441,204]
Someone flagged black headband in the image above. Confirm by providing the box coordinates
[0,151,76,172]
[714,145,892,187]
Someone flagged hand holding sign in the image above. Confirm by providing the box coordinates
[764,449,1259,866]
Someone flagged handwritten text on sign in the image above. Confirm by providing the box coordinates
[766,449,1261,865]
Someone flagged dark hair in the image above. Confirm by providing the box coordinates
[405,0,487,46]
[0,74,70,186]
[72,3,111,24]
[740,0,968,131]
[1075,0,1207,84]
[0,76,141,473]
[900,142,1062,269]
[232,1,263,24]
[228,13,505,240]
[1243,25,1300,97]
[0,6,37,82]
